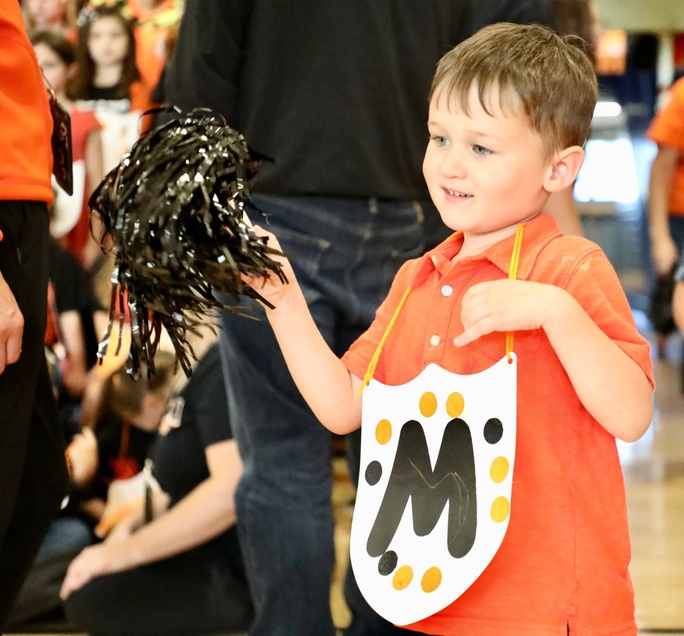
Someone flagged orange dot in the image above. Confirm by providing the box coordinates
[491,496,510,523]
[445,392,464,418]
[421,566,442,593]
[375,419,392,445]
[490,457,509,483]
[392,565,413,590]
[419,392,438,417]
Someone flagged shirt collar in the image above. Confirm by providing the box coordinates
[409,214,562,287]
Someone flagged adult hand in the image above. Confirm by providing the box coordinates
[60,540,132,599]
[0,271,24,374]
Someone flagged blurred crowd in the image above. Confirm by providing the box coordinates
[21,0,184,433]
[7,2,252,633]
[8,0,684,633]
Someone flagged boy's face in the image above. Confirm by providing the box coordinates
[423,83,555,250]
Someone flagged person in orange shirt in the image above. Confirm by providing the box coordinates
[667,80,684,349]
[647,77,684,278]
[0,2,69,626]
[246,23,653,635]
[646,77,684,365]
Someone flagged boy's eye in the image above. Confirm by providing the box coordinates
[431,136,448,148]
[472,145,492,156]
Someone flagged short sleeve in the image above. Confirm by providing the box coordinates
[562,247,655,388]
[647,77,684,151]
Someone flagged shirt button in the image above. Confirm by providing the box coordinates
[430,335,441,346]
[441,285,453,297]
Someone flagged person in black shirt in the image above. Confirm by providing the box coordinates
[164,3,573,635]
[4,350,176,629]
[61,344,253,635]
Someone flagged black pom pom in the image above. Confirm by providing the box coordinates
[90,107,286,378]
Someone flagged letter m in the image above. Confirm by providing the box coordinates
[367,419,476,559]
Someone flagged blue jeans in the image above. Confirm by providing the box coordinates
[38,516,93,559]
[219,194,426,636]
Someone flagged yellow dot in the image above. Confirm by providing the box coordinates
[445,392,465,418]
[490,457,509,483]
[419,392,438,417]
[375,419,392,445]
[421,567,442,593]
[491,496,510,523]
[392,565,413,590]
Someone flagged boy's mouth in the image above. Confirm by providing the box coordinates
[444,188,472,198]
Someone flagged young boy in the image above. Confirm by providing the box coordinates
[249,23,654,636]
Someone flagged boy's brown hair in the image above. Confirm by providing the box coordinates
[430,22,598,156]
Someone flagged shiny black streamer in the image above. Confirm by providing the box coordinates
[90,107,286,378]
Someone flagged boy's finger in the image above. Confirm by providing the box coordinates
[453,319,495,347]
[453,328,477,347]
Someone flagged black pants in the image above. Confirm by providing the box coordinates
[0,201,69,626]
[64,548,254,635]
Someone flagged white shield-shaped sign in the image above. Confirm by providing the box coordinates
[350,355,517,626]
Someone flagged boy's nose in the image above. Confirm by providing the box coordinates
[440,149,466,178]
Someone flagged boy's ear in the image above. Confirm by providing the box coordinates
[545,146,585,193]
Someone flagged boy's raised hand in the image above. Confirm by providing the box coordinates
[454,279,564,347]
[243,225,294,307]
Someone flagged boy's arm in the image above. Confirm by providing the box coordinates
[456,278,653,443]
[249,227,363,434]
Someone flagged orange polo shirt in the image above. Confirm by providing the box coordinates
[342,214,653,636]
[647,77,684,216]
[0,3,54,204]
